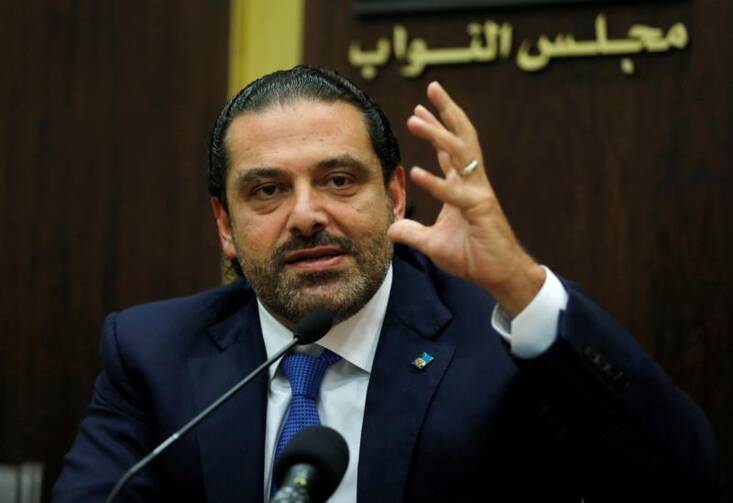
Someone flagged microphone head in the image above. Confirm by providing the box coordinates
[294,309,333,344]
[274,426,349,502]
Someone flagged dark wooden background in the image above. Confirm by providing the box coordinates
[1,0,730,500]
[306,0,731,496]
[0,1,229,500]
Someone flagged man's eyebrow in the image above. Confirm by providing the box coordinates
[232,167,284,187]
[316,155,372,174]
[232,155,373,187]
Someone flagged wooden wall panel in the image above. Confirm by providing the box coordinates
[305,0,731,494]
[0,1,229,500]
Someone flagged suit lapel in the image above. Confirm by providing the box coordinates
[187,296,268,503]
[358,257,455,503]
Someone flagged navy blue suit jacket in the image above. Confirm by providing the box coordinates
[54,248,719,501]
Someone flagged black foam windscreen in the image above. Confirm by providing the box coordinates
[274,426,349,502]
[294,309,334,344]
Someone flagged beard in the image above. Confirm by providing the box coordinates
[235,228,393,325]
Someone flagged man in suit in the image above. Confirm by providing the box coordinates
[54,66,719,501]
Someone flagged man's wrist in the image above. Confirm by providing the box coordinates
[489,261,546,318]
[491,267,569,359]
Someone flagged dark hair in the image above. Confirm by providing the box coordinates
[207,65,401,212]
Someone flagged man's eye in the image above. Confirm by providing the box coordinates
[326,174,353,188]
[253,183,281,198]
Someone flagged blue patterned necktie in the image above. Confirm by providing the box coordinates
[271,348,341,495]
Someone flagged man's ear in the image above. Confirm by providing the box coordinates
[387,165,407,220]
[211,197,238,259]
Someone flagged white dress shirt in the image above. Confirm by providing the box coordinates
[491,265,569,359]
[258,264,568,502]
[259,266,393,502]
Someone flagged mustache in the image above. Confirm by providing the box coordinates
[273,232,358,264]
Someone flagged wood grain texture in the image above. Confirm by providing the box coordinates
[0,2,229,500]
[306,1,730,495]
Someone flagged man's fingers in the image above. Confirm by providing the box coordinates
[407,115,465,159]
[387,218,432,254]
[426,81,475,140]
[413,104,444,131]
[409,166,473,209]
[437,150,454,175]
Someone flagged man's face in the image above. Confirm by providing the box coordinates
[212,99,406,327]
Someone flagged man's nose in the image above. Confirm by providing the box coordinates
[286,184,328,237]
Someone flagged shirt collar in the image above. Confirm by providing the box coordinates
[258,264,393,381]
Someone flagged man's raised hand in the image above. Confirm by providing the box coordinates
[387,81,545,316]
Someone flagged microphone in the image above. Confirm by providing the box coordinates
[104,309,334,503]
[292,309,333,344]
[271,426,349,503]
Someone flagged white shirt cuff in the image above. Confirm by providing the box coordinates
[490,266,569,359]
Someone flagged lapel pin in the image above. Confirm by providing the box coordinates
[411,352,434,370]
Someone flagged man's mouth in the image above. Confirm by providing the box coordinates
[283,247,347,270]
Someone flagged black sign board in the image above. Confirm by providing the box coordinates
[354,0,672,15]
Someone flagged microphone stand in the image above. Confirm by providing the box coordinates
[105,337,299,503]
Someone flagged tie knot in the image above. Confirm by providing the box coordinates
[281,349,341,399]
